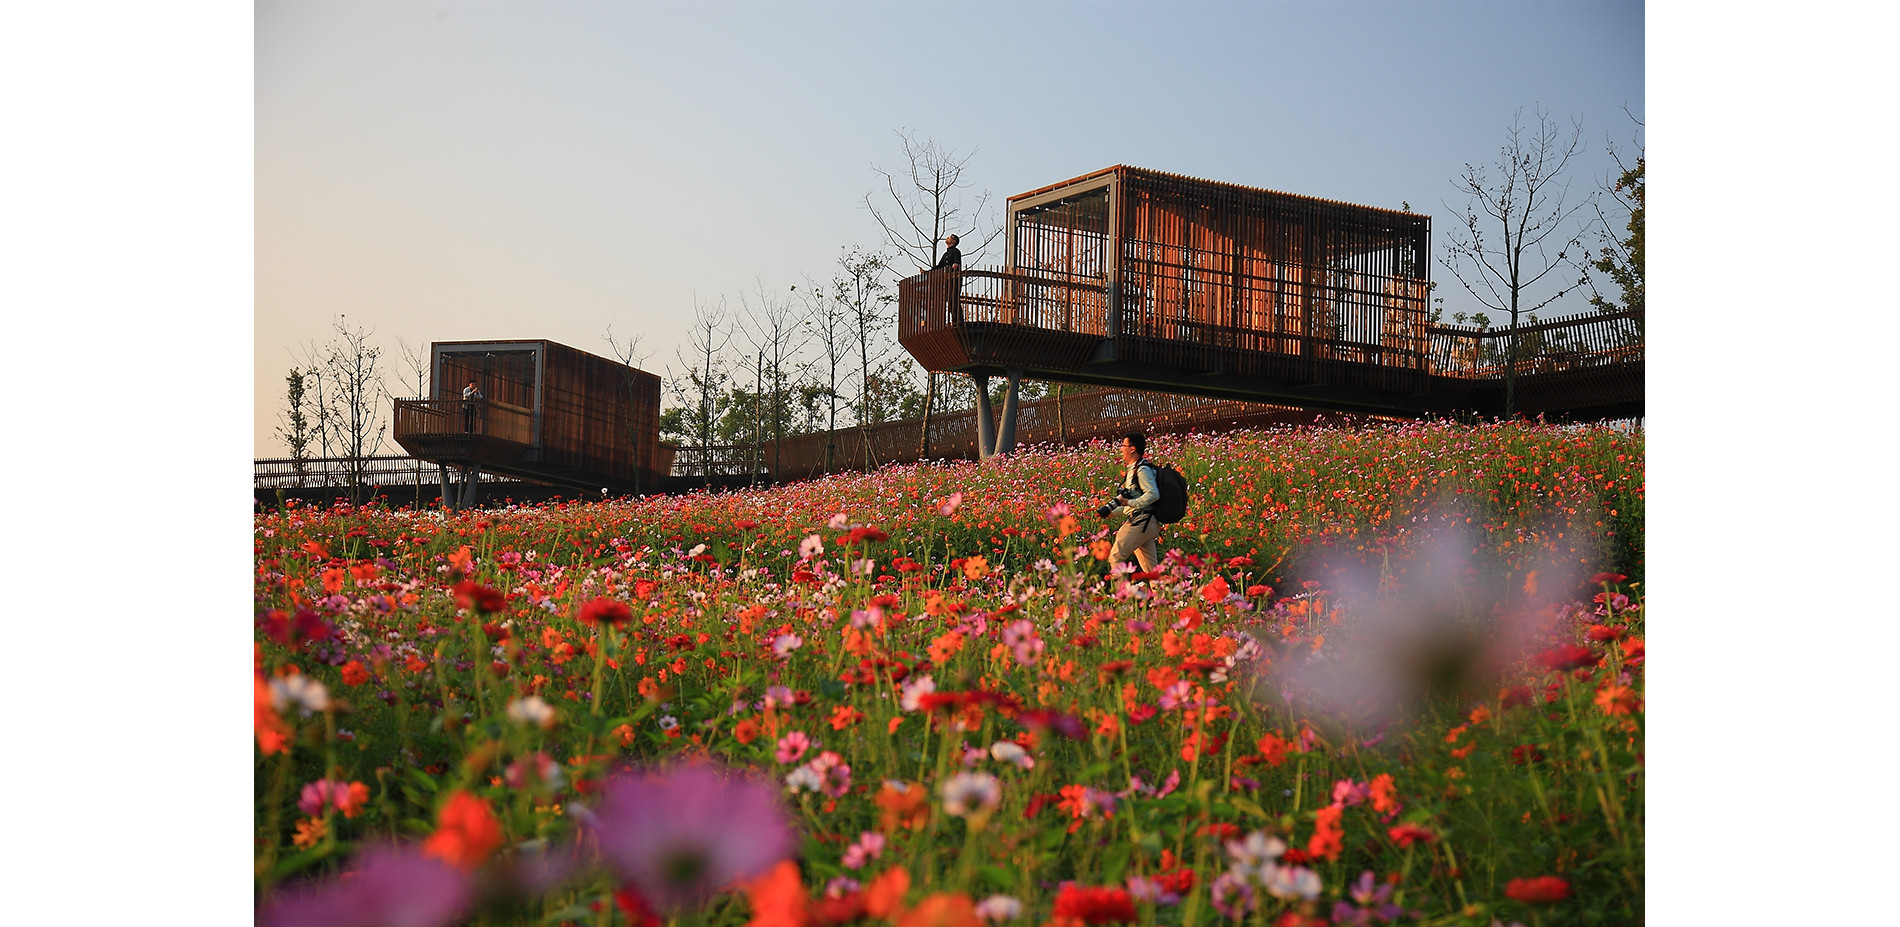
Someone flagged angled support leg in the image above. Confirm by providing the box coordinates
[994,368,1023,457]
[438,463,455,510]
[972,372,996,461]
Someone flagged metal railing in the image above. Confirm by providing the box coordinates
[392,398,534,446]
[255,455,526,490]
[1426,309,1644,378]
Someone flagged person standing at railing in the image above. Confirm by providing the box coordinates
[927,233,963,324]
[462,380,483,432]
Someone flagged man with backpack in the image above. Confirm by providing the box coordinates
[1096,431,1179,571]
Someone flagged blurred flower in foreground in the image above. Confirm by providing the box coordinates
[586,763,795,911]
[260,846,471,927]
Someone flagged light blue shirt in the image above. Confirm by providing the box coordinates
[1112,460,1160,517]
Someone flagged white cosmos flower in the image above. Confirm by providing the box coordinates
[988,741,1034,770]
[899,674,936,712]
[974,895,1022,922]
[1224,831,1287,869]
[939,771,1001,818]
[269,674,330,714]
[1261,862,1322,901]
[784,765,824,794]
[506,695,557,728]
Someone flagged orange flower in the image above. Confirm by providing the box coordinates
[1256,732,1289,767]
[421,790,503,871]
[734,717,762,745]
[928,631,966,664]
[255,674,291,756]
[897,893,980,927]
[863,866,912,920]
[334,781,371,818]
[1307,804,1344,861]
[1199,577,1230,603]
[961,556,990,581]
[829,705,865,730]
[1594,683,1642,716]
[742,859,808,927]
[1467,705,1491,725]
[1089,539,1111,561]
[292,816,327,849]
[875,781,931,833]
[340,660,370,687]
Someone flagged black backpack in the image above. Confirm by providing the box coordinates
[1146,462,1190,525]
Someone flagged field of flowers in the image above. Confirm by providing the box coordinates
[255,420,1644,927]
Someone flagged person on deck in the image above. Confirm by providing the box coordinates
[933,233,962,272]
[461,380,483,432]
[930,234,964,324]
[1097,431,1161,571]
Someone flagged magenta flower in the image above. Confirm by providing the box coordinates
[585,764,796,912]
[260,846,471,927]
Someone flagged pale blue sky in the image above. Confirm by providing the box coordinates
[255,0,1643,454]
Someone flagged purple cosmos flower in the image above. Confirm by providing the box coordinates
[260,846,471,927]
[584,764,796,912]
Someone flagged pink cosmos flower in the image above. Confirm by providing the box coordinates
[1331,779,1370,807]
[584,764,795,912]
[775,731,811,764]
[841,832,885,869]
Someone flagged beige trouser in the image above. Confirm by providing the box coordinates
[1109,514,1162,571]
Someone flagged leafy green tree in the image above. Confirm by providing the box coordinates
[275,367,311,486]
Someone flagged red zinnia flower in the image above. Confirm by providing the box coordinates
[1052,884,1136,925]
[1505,875,1570,903]
[453,580,506,613]
[1533,644,1599,672]
[579,597,634,626]
[1387,823,1436,847]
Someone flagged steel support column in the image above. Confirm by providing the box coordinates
[972,372,996,460]
[994,368,1023,457]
